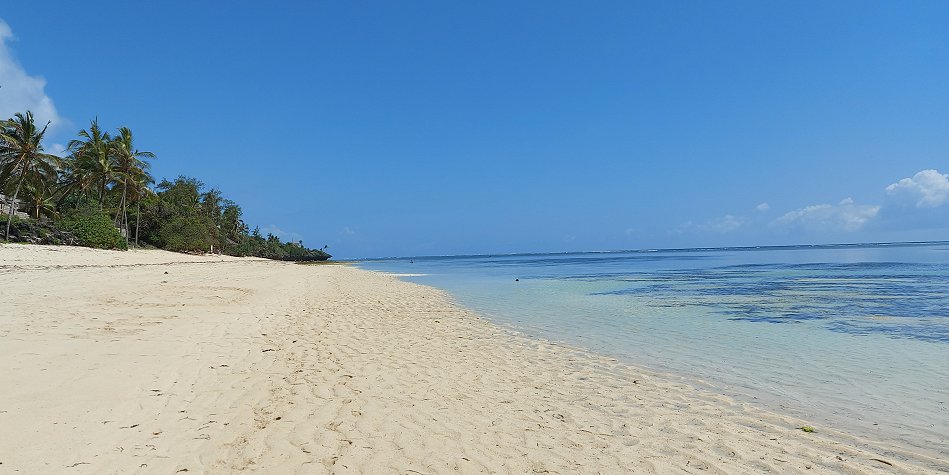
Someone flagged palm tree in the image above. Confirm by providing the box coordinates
[220,201,246,244]
[58,153,91,208]
[21,157,60,220]
[131,172,156,247]
[110,127,155,244]
[0,111,61,241]
[66,119,114,207]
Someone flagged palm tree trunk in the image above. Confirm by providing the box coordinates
[115,179,126,227]
[123,204,129,246]
[122,179,129,245]
[34,190,44,219]
[135,198,141,247]
[4,176,24,242]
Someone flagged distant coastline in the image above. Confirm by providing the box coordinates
[1,111,329,261]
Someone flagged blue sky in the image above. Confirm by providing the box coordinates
[1,2,947,258]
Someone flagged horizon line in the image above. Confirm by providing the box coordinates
[345,239,949,262]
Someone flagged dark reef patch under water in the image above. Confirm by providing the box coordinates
[587,262,949,343]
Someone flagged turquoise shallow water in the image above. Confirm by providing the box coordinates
[358,242,949,459]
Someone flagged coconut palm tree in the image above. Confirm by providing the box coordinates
[0,111,61,241]
[66,119,114,207]
[110,127,155,244]
[220,200,246,245]
[58,154,92,208]
[20,153,61,220]
[127,168,156,247]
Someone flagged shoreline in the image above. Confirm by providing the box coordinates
[432,298,949,466]
[378,273,949,470]
[0,244,943,473]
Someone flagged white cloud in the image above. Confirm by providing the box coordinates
[685,169,947,239]
[46,142,66,156]
[0,18,63,134]
[678,215,745,235]
[261,224,303,243]
[875,169,949,231]
[341,226,356,236]
[772,200,880,233]
[884,169,949,208]
[699,214,744,233]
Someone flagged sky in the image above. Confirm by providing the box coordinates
[1,1,947,258]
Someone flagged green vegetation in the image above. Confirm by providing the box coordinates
[0,111,330,260]
[0,215,79,245]
[0,112,60,240]
[234,229,333,261]
[60,207,128,250]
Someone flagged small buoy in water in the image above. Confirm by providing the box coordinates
[515,278,519,282]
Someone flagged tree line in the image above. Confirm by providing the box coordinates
[0,111,330,260]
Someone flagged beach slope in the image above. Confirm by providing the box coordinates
[0,245,938,473]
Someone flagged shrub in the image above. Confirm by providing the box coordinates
[158,215,214,252]
[61,209,127,250]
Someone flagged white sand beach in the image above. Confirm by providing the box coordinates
[0,244,942,474]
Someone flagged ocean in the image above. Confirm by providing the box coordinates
[357,242,949,460]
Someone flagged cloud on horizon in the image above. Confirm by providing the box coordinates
[677,214,745,235]
[771,198,880,233]
[684,169,948,240]
[699,214,745,233]
[0,18,63,134]
[884,169,949,209]
[770,169,949,235]
[875,169,949,231]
